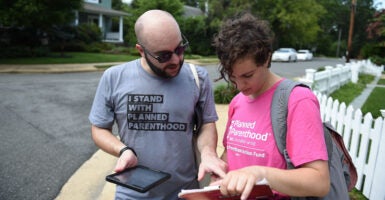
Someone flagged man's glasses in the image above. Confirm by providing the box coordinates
[140,34,189,63]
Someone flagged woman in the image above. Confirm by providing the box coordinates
[211,12,330,200]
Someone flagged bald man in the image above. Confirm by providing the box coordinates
[89,10,227,199]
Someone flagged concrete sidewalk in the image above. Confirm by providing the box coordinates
[349,75,382,110]
[54,104,229,200]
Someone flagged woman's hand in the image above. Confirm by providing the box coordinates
[219,166,266,200]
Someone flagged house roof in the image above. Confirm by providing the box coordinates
[82,2,128,17]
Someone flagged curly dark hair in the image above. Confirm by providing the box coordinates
[213,12,274,82]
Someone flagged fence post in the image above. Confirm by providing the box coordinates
[325,66,334,94]
[369,118,385,200]
[381,109,385,118]
[301,68,316,88]
[350,62,359,83]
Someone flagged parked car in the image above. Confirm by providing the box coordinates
[296,49,313,61]
[271,48,297,62]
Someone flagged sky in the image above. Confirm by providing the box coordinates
[122,0,132,4]
[373,0,385,10]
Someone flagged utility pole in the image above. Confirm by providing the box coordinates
[346,0,356,63]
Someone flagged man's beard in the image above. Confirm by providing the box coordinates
[145,54,184,79]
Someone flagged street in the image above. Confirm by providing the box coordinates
[0,57,345,200]
[0,72,102,200]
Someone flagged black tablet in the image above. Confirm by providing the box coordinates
[105,165,171,193]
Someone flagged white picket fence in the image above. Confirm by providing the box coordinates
[315,92,385,199]
[299,59,383,95]
[302,59,385,199]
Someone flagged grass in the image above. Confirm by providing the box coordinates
[330,73,385,119]
[329,74,375,106]
[0,52,217,65]
[0,52,138,64]
[350,188,368,200]
[378,78,385,85]
[361,76,385,119]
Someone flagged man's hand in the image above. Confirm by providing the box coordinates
[197,150,227,182]
[114,149,138,172]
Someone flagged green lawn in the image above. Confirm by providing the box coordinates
[361,76,385,119]
[330,73,385,119]
[0,52,218,65]
[329,74,375,106]
[0,52,138,64]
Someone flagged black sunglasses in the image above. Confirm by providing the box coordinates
[139,34,189,63]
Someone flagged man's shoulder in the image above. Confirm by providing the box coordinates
[184,62,208,78]
[104,59,138,74]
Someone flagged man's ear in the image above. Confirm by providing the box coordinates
[136,44,145,56]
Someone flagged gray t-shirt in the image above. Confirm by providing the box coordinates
[89,59,218,199]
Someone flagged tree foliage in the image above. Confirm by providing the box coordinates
[316,0,376,58]
[0,0,82,30]
[367,9,385,41]
[0,0,83,57]
[255,0,326,49]
[206,0,326,50]
[363,9,385,64]
[0,0,382,60]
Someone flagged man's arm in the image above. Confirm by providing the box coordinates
[196,122,227,180]
[91,125,138,172]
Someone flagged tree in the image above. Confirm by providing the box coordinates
[254,0,326,49]
[0,0,82,54]
[364,9,385,64]
[0,0,82,30]
[367,9,385,41]
[317,0,376,58]
[317,0,351,57]
[0,0,83,57]
[206,0,326,50]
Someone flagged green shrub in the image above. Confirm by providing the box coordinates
[0,46,50,58]
[84,42,115,53]
[369,55,385,66]
[50,40,87,52]
[76,24,102,44]
[0,46,32,58]
[214,84,239,104]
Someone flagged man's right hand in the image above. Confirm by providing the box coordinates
[114,149,138,172]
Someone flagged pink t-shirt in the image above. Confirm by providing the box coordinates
[223,80,327,171]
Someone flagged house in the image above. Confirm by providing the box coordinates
[74,0,128,43]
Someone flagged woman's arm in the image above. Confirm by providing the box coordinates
[220,159,330,199]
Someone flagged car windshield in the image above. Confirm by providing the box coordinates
[278,49,290,52]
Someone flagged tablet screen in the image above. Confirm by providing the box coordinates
[106,165,171,193]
